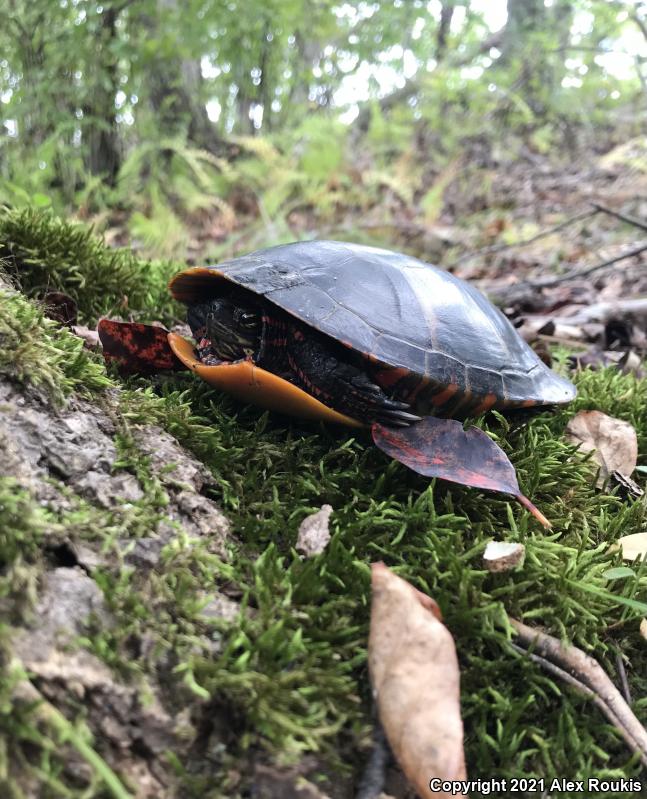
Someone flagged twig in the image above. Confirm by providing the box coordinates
[615,649,633,706]
[449,209,599,267]
[517,297,647,329]
[510,643,639,749]
[531,241,647,288]
[355,720,389,799]
[511,643,600,699]
[510,619,647,767]
[486,242,647,304]
[591,203,647,234]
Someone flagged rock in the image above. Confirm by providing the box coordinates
[14,567,112,655]
[296,505,333,557]
[76,469,144,507]
[173,490,229,554]
[199,592,241,623]
[132,425,215,493]
[483,541,526,572]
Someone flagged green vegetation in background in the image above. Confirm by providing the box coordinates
[0,210,646,797]
[1,1,645,258]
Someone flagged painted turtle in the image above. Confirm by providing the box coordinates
[98,240,576,526]
[167,240,576,427]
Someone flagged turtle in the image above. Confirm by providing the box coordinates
[98,240,576,526]
[167,240,576,427]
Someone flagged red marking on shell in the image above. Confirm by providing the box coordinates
[473,393,497,415]
[431,383,459,407]
[376,366,410,388]
[406,375,431,404]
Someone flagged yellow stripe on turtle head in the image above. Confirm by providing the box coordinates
[168,333,365,428]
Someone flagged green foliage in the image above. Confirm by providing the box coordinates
[119,139,235,257]
[1,0,644,255]
[0,207,178,323]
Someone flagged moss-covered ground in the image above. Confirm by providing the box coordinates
[1,208,647,798]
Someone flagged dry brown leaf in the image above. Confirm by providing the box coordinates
[72,325,101,349]
[296,505,333,557]
[368,563,466,799]
[617,532,647,562]
[565,410,638,486]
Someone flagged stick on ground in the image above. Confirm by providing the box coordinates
[592,203,647,234]
[510,618,647,767]
[449,208,599,267]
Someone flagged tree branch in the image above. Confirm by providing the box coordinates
[353,30,504,133]
[592,202,647,233]
[449,208,599,268]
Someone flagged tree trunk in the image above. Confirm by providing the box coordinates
[142,0,231,154]
[501,0,573,115]
[436,2,456,62]
[82,5,121,185]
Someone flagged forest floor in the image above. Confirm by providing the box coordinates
[1,130,647,799]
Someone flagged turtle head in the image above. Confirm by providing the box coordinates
[187,295,261,361]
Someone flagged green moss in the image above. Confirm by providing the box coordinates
[0,285,112,403]
[2,207,647,795]
[0,479,48,620]
[101,365,646,794]
[0,207,178,324]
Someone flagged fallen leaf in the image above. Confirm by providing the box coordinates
[368,562,466,799]
[98,319,187,375]
[565,410,637,487]
[610,470,644,500]
[483,541,525,572]
[72,324,101,349]
[296,505,333,557]
[618,350,644,376]
[617,533,647,562]
[372,417,550,527]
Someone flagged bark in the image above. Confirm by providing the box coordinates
[436,1,456,62]
[500,0,574,115]
[141,0,231,154]
[82,5,121,185]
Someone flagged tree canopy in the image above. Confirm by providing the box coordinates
[1,0,646,252]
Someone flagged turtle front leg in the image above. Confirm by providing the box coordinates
[282,324,421,426]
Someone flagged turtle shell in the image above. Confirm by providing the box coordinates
[169,240,576,413]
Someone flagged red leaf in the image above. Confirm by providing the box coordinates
[97,319,187,374]
[372,417,550,527]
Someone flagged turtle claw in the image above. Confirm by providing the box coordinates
[378,409,423,425]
